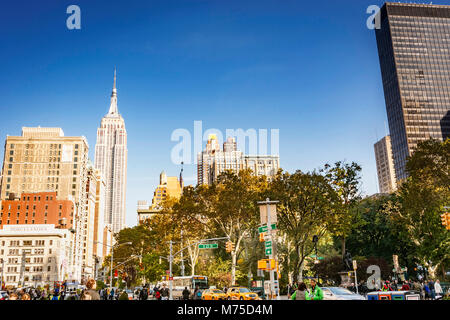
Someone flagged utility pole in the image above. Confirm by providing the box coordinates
[169,240,173,300]
[258,198,280,301]
[180,230,185,277]
[0,258,4,290]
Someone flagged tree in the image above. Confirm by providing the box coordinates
[268,170,338,282]
[345,194,414,262]
[170,186,213,276]
[321,161,362,258]
[207,170,267,285]
[384,139,450,279]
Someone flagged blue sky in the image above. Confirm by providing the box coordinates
[3,0,448,227]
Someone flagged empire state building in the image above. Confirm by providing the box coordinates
[94,70,128,233]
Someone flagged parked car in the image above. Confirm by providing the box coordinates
[321,287,366,300]
[226,287,260,300]
[0,291,9,300]
[202,289,227,300]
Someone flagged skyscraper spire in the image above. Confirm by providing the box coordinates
[108,68,118,115]
[113,67,117,92]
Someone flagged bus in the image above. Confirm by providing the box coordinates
[159,275,209,299]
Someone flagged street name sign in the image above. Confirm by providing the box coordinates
[258,224,277,233]
[198,243,218,249]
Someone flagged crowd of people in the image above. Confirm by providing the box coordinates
[2,279,129,300]
[286,277,446,300]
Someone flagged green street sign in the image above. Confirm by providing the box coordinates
[258,224,277,233]
[309,254,324,260]
[198,243,218,249]
[265,241,272,249]
[265,248,272,256]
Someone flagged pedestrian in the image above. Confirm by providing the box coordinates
[83,279,100,300]
[428,279,435,300]
[21,293,31,300]
[290,282,308,300]
[182,287,190,300]
[307,279,323,300]
[109,287,115,300]
[155,289,161,300]
[401,281,410,291]
[423,282,430,300]
[434,280,443,300]
[193,285,202,300]
[9,292,19,300]
[382,280,392,291]
[160,283,169,300]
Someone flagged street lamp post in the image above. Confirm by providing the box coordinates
[312,235,319,282]
[0,258,4,291]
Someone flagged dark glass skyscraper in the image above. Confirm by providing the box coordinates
[375,2,450,181]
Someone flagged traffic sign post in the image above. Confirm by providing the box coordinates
[352,260,358,294]
[257,198,280,301]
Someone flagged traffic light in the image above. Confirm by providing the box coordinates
[225,241,235,253]
[259,233,266,242]
[257,259,276,271]
[114,269,118,278]
[441,212,450,230]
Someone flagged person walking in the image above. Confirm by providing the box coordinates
[83,279,101,300]
[401,281,410,291]
[109,287,115,300]
[182,287,190,300]
[160,284,169,300]
[434,280,443,300]
[308,279,323,301]
[428,279,436,300]
[290,282,308,300]
[193,285,202,300]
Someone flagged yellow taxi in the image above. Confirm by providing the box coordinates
[226,287,260,300]
[201,288,227,300]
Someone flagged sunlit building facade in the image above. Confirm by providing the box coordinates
[94,71,128,234]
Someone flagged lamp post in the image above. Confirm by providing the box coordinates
[312,235,319,282]
[0,258,4,291]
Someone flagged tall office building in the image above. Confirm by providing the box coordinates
[0,127,90,282]
[375,2,450,181]
[94,71,128,233]
[197,136,244,185]
[137,171,183,225]
[374,136,397,194]
[197,135,280,186]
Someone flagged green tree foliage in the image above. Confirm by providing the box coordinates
[321,161,362,257]
[385,139,449,279]
[267,170,339,282]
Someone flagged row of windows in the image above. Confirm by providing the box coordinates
[1,240,53,246]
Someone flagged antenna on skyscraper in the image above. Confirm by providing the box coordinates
[180,161,184,190]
